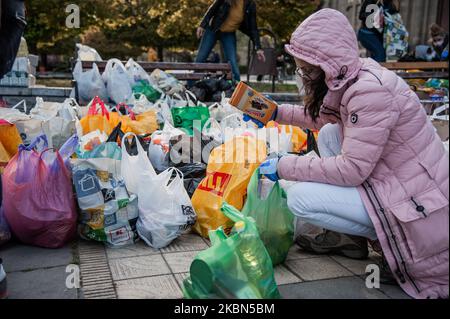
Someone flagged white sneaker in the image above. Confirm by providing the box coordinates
[0,258,8,299]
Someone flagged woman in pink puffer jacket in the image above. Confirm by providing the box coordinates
[260,9,448,299]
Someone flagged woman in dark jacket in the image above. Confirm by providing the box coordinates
[357,0,399,62]
[195,0,265,82]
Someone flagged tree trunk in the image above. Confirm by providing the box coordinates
[157,46,164,61]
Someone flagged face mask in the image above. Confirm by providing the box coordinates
[295,74,306,96]
[434,40,445,47]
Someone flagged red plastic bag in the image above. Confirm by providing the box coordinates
[2,135,78,248]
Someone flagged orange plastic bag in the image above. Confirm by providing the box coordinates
[192,136,267,238]
[0,120,22,172]
[80,97,114,135]
[266,121,319,153]
[116,103,158,135]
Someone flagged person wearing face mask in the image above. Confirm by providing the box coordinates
[430,24,449,61]
[258,9,448,299]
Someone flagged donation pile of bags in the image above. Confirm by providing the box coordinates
[0,57,322,298]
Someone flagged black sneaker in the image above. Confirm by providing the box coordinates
[297,230,369,260]
[0,258,7,299]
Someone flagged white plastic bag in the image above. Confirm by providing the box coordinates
[76,43,102,61]
[125,58,151,86]
[128,93,154,115]
[31,98,81,148]
[73,61,108,104]
[150,69,184,95]
[135,167,197,249]
[154,96,174,125]
[9,100,52,146]
[121,133,157,195]
[121,132,196,248]
[103,59,133,104]
[208,92,241,122]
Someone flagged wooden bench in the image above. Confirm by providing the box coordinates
[381,61,449,79]
[79,61,233,82]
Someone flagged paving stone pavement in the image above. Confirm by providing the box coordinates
[1,233,411,299]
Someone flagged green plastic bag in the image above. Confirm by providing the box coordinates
[171,106,210,136]
[132,80,162,103]
[242,169,295,265]
[183,202,281,299]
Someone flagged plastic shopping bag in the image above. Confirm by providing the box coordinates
[192,136,267,238]
[72,136,139,247]
[125,58,151,85]
[121,133,196,249]
[73,61,108,104]
[31,98,81,149]
[103,59,133,104]
[183,202,281,299]
[76,43,103,61]
[241,170,295,265]
[2,135,78,248]
[80,97,114,135]
[171,105,211,136]
[0,121,22,171]
[132,80,162,103]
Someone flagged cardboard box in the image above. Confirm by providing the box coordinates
[229,82,278,125]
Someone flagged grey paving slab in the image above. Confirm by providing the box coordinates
[377,284,412,299]
[274,265,303,286]
[0,243,75,272]
[285,245,322,261]
[163,251,200,274]
[279,277,389,299]
[330,255,377,276]
[109,254,171,281]
[7,266,79,299]
[106,241,159,259]
[285,256,353,281]
[115,275,183,299]
[160,233,209,253]
[174,273,190,289]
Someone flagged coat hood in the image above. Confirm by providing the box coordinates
[285,9,363,91]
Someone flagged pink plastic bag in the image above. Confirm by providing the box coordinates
[2,135,78,248]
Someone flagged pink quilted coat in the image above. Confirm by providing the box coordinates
[277,9,449,299]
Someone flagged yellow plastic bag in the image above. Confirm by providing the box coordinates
[0,121,22,172]
[119,107,158,135]
[80,97,114,135]
[192,136,267,238]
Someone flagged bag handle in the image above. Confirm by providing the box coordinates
[161,167,184,188]
[88,96,110,119]
[114,102,136,120]
[12,100,27,113]
[121,132,146,157]
[19,134,49,152]
[59,134,79,161]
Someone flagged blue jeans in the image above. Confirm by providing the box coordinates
[358,28,386,63]
[195,28,240,82]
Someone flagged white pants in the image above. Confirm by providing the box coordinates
[287,124,378,240]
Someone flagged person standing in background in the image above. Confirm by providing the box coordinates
[195,0,265,83]
[430,24,449,61]
[357,0,399,62]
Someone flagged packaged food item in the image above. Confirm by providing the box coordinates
[229,82,277,125]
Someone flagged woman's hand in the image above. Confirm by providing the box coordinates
[259,153,284,182]
[256,50,266,63]
[197,27,205,39]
